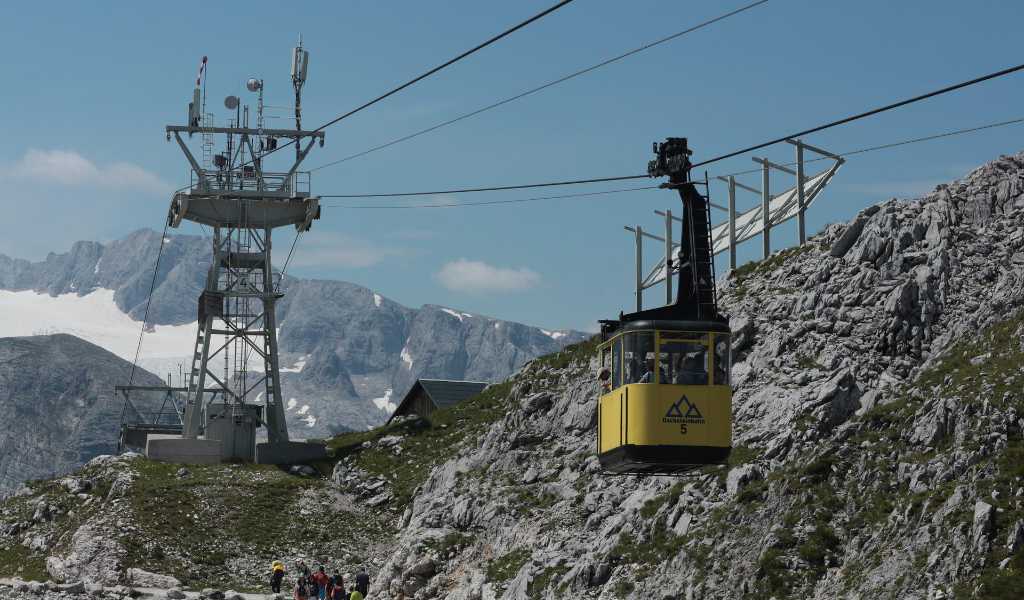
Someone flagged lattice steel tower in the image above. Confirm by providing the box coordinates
[156,45,325,463]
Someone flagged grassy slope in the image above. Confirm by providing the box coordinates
[0,337,598,589]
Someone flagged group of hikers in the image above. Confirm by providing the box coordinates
[271,560,371,600]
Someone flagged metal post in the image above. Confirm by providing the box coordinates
[635,225,643,312]
[728,176,737,270]
[796,140,806,245]
[761,162,770,259]
[664,210,673,305]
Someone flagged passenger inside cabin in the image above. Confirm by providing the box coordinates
[677,353,708,385]
[639,354,665,383]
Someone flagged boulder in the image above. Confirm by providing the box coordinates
[972,501,996,555]
[126,568,181,589]
[726,464,764,497]
[830,213,870,258]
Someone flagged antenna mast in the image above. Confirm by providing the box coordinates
[291,35,309,161]
[136,45,326,465]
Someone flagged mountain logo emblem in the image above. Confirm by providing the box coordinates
[663,395,705,423]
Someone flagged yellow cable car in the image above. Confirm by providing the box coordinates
[597,137,732,474]
[596,320,731,474]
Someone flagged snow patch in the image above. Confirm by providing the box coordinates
[494,322,501,330]
[286,398,298,411]
[441,308,473,322]
[280,355,309,373]
[0,289,196,376]
[371,388,396,413]
[93,257,102,275]
[297,404,310,415]
[373,293,383,308]
[541,329,567,340]
[302,415,317,427]
[401,347,413,369]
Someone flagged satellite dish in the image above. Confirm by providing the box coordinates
[224,95,240,110]
[246,78,262,92]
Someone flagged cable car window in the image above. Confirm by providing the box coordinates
[624,332,656,384]
[714,334,731,385]
[611,338,622,389]
[659,335,708,385]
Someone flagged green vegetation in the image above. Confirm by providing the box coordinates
[119,458,385,591]
[325,379,515,507]
[797,519,840,577]
[800,454,836,484]
[533,336,600,371]
[527,563,570,598]
[424,531,475,556]
[512,486,560,515]
[640,482,683,519]
[0,543,48,581]
[611,579,635,598]
[485,548,531,583]
[732,245,816,284]
[610,529,686,568]
[728,445,760,468]
[754,512,799,597]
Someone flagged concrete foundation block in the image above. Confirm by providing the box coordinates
[256,441,327,465]
[146,435,223,465]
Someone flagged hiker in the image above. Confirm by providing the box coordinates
[329,573,346,600]
[294,576,309,600]
[270,560,286,593]
[355,566,369,597]
[313,566,331,600]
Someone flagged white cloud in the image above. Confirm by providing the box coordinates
[0,149,170,193]
[436,258,540,294]
[287,232,404,269]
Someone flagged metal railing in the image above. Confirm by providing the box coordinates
[189,169,311,196]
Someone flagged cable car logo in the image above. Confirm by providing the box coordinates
[663,395,705,424]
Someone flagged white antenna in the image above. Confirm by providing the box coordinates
[291,35,309,159]
[291,38,309,88]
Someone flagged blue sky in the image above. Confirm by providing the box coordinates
[1,1,1023,332]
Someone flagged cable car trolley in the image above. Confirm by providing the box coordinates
[597,138,731,475]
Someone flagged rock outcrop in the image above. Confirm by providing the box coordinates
[363,152,1024,598]
[0,335,164,495]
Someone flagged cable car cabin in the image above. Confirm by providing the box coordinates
[598,136,732,474]
[597,319,731,474]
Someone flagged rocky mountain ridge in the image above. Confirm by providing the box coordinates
[0,229,586,440]
[3,151,1024,598]
[0,335,164,495]
[356,151,1024,599]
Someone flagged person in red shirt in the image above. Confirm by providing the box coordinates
[313,566,331,600]
[329,573,346,600]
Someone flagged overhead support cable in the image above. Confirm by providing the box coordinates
[326,61,1024,199]
[310,0,770,172]
[321,185,660,209]
[717,116,1024,178]
[127,221,170,386]
[316,0,578,131]
[253,0,578,164]
[320,174,648,198]
[323,116,1024,209]
[691,61,1024,168]
[277,230,304,282]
